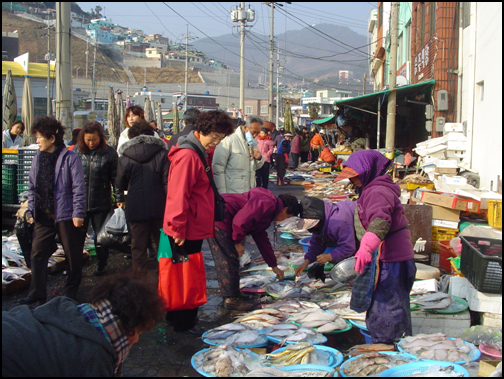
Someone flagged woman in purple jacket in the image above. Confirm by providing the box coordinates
[19,116,86,306]
[208,188,300,310]
[294,197,356,275]
[334,150,416,344]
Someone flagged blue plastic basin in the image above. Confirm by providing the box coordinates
[299,236,337,255]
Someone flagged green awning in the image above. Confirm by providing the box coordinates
[334,80,435,109]
[312,115,336,125]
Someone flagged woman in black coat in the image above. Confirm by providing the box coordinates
[116,121,169,273]
[76,122,120,276]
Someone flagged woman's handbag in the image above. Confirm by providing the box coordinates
[157,229,207,311]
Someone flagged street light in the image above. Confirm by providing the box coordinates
[75,67,80,79]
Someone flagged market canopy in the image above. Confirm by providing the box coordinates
[334,80,436,112]
[312,115,336,125]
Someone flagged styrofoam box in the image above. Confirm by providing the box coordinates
[481,312,502,328]
[444,123,464,133]
[466,287,502,315]
[448,276,474,299]
[411,310,471,338]
[432,219,459,230]
[434,159,459,168]
[446,132,467,142]
[447,141,467,150]
[442,175,468,186]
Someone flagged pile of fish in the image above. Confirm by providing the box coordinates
[410,292,452,310]
[2,266,30,284]
[263,342,331,367]
[265,281,320,300]
[403,364,464,377]
[260,323,326,345]
[398,333,474,363]
[240,275,276,289]
[318,292,364,320]
[245,367,336,377]
[348,343,395,357]
[204,322,267,347]
[193,344,263,377]
[342,352,414,377]
[288,308,349,334]
[233,309,287,331]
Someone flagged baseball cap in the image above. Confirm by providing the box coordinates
[284,132,293,137]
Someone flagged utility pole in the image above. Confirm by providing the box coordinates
[239,2,245,111]
[46,14,52,116]
[184,24,188,112]
[385,2,399,159]
[85,39,89,79]
[268,3,274,121]
[91,43,97,112]
[55,2,71,137]
[363,73,367,95]
[275,47,280,124]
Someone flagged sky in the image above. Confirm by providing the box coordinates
[76,2,377,40]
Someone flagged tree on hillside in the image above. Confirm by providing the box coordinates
[90,5,102,19]
[307,103,320,119]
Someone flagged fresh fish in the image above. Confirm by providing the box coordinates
[272,323,299,330]
[240,320,271,330]
[240,275,275,288]
[245,367,300,377]
[279,332,307,346]
[266,281,314,299]
[214,323,248,331]
[435,349,449,361]
[411,292,451,304]
[215,356,233,377]
[235,313,280,324]
[266,329,295,338]
[205,330,236,340]
[232,330,262,345]
[246,308,282,316]
[302,320,327,329]
[264,343,316,366]
[315,318,348,333]
[297,310,337,323]
[344,358,376,376]
[418,297,452,310]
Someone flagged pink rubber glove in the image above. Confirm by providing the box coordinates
[354,232,381,274]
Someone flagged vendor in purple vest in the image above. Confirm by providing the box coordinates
[294,197,356,276]
[333,150,416,344]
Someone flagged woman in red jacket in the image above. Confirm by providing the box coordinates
[162,110,234,335]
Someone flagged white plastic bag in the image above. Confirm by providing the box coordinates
[239,249,251,268]
[105,207,128,235]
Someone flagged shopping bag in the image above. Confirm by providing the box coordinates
[158,254,207,311]
[105,207,128,235]
[97,209,131,248]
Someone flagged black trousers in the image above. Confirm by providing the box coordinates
[256,162,270,189]
[164,238,203,332]
[291,153,300,169]
[129,218,163,273]
[29,218,84,300]
[300,151,309,163]
[82,210,110,266]
[311,147,320,162]
[276,153,286,180]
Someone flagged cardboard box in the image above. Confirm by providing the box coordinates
[435,167,458,175]
[434,158,458,168]
[431,205,461,222]
[478,360,500,377]
[414,190,481,212]
[432,219,459,229]
[442,175,468,185]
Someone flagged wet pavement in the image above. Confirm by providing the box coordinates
[2,181,368,377]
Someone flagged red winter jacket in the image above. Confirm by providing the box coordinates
[163,134,216,241]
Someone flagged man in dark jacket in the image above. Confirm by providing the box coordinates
[116,121,169,273]
[2,273,163,377]
[167,107,201,152]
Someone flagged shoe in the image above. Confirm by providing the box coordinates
[224,297,254,311]
[17,296,46,306]
[92,263,106,276]
[186,326,206,336]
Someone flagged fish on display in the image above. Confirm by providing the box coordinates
[405,364,465,377]
[410,292,453,310]
[266,281,315,299]
[240,274,275,289]
[245,367,302,377]
[263,342,316,366]
[193,344,263,377]
[342,352,414,376]
[399,334,474,364]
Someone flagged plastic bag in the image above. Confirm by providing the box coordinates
[97,209,130,248]
[105,207,128,235]
[459,325,502,351]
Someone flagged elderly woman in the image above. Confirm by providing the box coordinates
[208,188,300,311]
[2,120,26,148]
[18,116,86,306]
[75,122,120,276]
[162,110,234,335]
[116,120,169,274]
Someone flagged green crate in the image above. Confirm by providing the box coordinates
[17,183,29,194]
[2,153,18,164]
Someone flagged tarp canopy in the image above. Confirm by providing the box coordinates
[334,80,435,111]
[312,115,336,125]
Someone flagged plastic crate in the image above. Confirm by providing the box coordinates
[460,236,502,294]
[17,183,29,194]
[318,166,332,172]
[487,200,502,229]
[2,149,18,164]
[439,240,458,272]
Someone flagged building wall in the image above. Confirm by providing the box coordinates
[461,2,502,189]
[411,2,459,135]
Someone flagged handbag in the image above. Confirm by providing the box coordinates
[157,229,207,312]
[178,140,227,222]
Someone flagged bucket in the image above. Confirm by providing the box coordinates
[359,328,372,344]
[299,236,337,255]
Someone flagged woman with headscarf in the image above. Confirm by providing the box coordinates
[333,150,416,344]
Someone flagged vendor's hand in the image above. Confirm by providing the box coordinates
[27,217,34,224]
[295,260,310,277]
[272,266,284,281]
[116,202,124,208]
[354,250,372,274]
[235,243,245,257]
[316,254,333,265]
[252,149,262,160]
[73,217,84,228]
[174,237,185,246]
